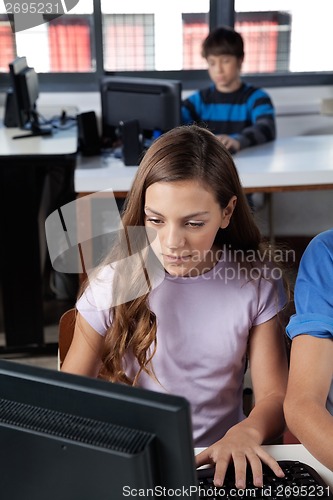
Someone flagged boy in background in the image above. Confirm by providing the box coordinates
[181,26,276,154]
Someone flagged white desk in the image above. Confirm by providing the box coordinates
[75,154,137,194]
[235,135,333,239]
[195,444,333,493]
[75,135,333,194]
[0,126,77,156]
[235,135,333,192]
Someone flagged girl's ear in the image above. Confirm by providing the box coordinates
[220,196,237,229]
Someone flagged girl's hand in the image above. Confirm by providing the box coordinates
[195,425,284,489]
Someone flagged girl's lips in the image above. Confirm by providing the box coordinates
[163,254,191,262]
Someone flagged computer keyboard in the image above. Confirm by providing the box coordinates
[197,460,332,499]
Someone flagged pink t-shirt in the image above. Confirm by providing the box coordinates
[77,251,286,447]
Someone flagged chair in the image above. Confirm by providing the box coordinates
[58,308,76,369]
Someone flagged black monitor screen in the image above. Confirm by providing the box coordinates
[9,56,39,129]
[22,66,39,109]
[0,359,199,500]
[100,76,182,142]
[8,56,52,137]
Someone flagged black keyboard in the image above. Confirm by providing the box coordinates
[197,460,333,499]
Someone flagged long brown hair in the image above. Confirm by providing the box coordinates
[94,125,280,383]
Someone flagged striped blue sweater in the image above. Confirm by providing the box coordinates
[181,82,276,150]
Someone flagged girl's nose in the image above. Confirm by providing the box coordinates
[165,226,185,249]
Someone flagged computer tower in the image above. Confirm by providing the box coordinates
[120,119,142,166]
[77,111,101,156]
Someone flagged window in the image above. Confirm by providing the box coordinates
[102,14,155,71]
[235,11,291,74]
[0,15,15,71]
[182,13,209,70]
[48,16,93,72]
[235,0,333,73]
[0,0,94,73]
[0,0,333,91]
[101,0,209,72]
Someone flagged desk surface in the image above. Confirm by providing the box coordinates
[235,135,333,191]
[75,135,333,194]
[0,122,77,156]
[195,444,333,492]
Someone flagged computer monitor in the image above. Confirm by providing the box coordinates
[100,76,181,164]
[8,56,52,137]
[0,359,199,500]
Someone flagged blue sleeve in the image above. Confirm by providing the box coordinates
[247,88,275,122]
[286,229,333,340]
[233,88,276,149]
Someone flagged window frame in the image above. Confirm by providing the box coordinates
[0,0,332,93]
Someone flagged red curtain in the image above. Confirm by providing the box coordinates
[236,20,278,73]
[49,19,91,72]
[183,23,209,70]
[0,24,15,72]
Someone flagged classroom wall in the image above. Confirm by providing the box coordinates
[1,84,333,238]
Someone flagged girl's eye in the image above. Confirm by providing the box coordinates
[186,221,205,228]
[146,218,163,225]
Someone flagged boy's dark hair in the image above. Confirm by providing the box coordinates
[201,26,244,59]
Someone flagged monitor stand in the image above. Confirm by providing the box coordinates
[12,110,53,140]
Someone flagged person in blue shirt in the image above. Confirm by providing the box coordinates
[284,228,333,472]
[181,26,276,154]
